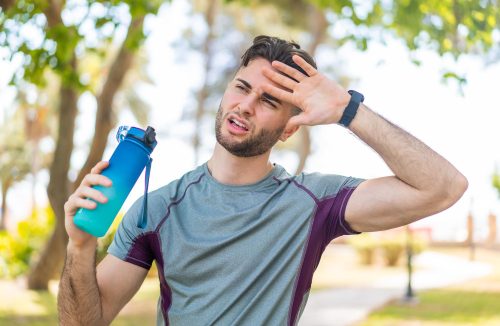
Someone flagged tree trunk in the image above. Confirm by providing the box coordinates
[73,17,144,188]
[27,17,144,290]
[0,179,12,230]
[27,82,78,290]
[0,0,15,11]
[192,0,217,165]
[294,6,328,175]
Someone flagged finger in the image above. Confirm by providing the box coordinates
[263,68,297,91]
[286,114,307,129]
[271,60,307,82]
[82,173,112,187]
[65,195,96,214]
[262,84,294,104]
[292,55,318,77]
[79,186,108,204]
[72,197,98,210]
[90,161,109,174]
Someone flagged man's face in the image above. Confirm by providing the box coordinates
[215,58,295,157]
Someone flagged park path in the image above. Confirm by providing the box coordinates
[299,249,493,326]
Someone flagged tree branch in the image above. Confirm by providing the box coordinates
[73,16,145,189]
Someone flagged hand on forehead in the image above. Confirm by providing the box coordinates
[261,55,317,105]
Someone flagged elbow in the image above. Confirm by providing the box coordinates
[451,172,468,201]
[439,172,468,209]
[456,173,469,197]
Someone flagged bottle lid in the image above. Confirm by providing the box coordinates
[116,125,157,151]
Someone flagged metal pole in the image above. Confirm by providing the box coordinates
[403,225,417,303]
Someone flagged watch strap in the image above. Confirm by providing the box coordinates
[339,90,364,127]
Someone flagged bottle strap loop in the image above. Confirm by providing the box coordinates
[137,157,152,229]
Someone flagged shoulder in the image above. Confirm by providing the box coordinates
[150,164,206,205]
[124,165,207,223]
[271,164,363,200]
[293,171,365,201]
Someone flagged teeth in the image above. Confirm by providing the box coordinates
[232,119,247,130]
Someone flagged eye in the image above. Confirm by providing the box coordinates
[262,98,277,109]
[235,84,247,92]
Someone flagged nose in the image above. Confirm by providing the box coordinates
[238,92,258,117]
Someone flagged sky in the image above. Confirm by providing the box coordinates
[1,0,499,241]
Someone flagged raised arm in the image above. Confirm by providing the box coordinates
[342,104,467,231]
[58,161,148,325]
[261,55,468,232]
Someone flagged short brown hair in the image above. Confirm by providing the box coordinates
[240,35,317,79]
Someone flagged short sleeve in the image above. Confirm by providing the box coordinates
[329,176,364,238]
[298,172,365,240]
[107,197,155,270]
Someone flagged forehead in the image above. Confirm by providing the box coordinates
[234,58,294,109]
[235,58,273,82]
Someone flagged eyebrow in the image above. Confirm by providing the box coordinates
[236,78,282,106]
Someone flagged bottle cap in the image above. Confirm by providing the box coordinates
[116,125,157,150]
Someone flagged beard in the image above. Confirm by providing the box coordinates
[214,105,285,157]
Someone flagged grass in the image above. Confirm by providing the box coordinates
[360,246,500,326]
[0,280,58,325]
[362,290,500,326]
[0,278,159,325]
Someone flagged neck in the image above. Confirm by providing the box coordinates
[207,143,274,185]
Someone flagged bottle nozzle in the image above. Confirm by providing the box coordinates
[145,126,156,146]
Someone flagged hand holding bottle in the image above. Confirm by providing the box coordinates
[72,126,157,237]
[64,161,112,248]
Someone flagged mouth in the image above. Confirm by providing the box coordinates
[227,115,250,133]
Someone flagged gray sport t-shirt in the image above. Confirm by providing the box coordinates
[108,163,364,325]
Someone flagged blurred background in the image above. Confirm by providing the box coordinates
[0,0,499,325]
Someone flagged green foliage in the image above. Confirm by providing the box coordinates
[0,0,164,89]
[0,206,55,278]
[309,0,499,59]
[388,0,499,57]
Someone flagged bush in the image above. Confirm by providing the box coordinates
[380,234,428,267]
[0,206,55,278]
[348,233,378,265]
[380,238,405,266]
[348,232,428,267]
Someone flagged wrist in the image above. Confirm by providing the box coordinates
[68,238,97,256]
[338,90,364,127]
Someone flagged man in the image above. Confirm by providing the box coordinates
[58,35,467,325]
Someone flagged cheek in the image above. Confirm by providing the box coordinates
[257,111,287,129]
[221,91,243,108]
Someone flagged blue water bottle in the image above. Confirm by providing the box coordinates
[73,125,157,237]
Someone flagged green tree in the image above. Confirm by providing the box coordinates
[0,0,163,289]
[272,0,499,172]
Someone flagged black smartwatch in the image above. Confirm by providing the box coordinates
[338,90,364,128]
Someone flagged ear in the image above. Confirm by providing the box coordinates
[279,124,300,142]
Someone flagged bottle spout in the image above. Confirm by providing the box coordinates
[144,126,157,149]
